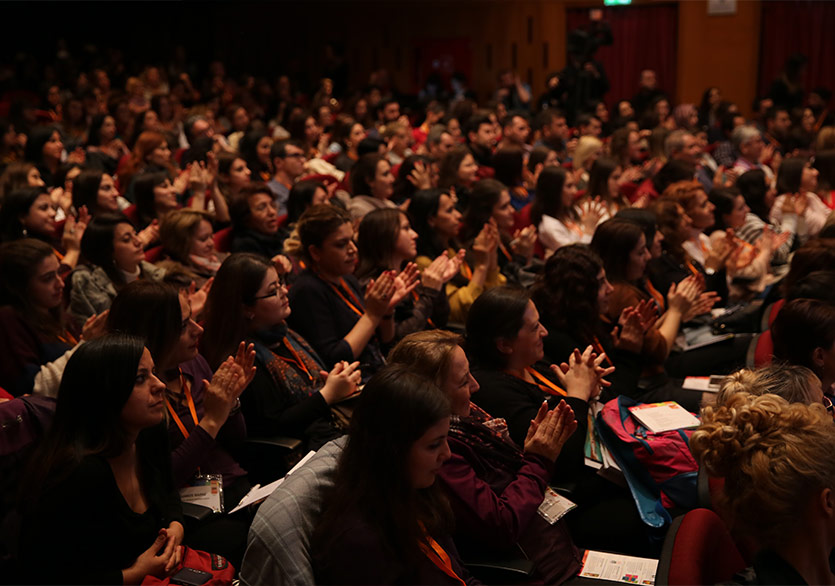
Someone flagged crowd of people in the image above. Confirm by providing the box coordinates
[1,49,835,585]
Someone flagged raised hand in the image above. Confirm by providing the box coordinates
[667,276,699,315]
[552,345,615,401]
[364,271,396,319]
[81,309,110,342]
[612,306,644,353]
[406,160,432,190]
[421,254,451,291]
[510,225,537,260]
[391,263,420,308]
[137,219,160,248]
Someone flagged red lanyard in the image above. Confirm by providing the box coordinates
[165,371,199,439]
[326,277,364,316]
[507,367,567,397]
[592,336,615,368]
[418,527,466,586]
[279,337,314,382]
[411,290,436,328]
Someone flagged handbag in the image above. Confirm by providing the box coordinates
[141,546,235,585]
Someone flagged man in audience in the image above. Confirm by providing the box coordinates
[496,111,531,151]
[712,111,747,168]
[495,68,532,111]
[576,113,603,138]
[632,69,666,118]
[534,109,571,159]
[466,113,497,168]
[665,130,711,190]
[424,124,456,160]
[764,106,792,155]
[268,139,306,216]
[732,124,775,181]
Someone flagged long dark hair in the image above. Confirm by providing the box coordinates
[350,153,384,197]
[736,169,770,221]
[356,208,406,280]
[586,156,619,202]
[462,178,505,242]
[106,280,183,368]
[314,365,452,569]
[776,157,807,194]
[0,186,51,242]
[133,171,170,228]
[437,146,471,190]
[80,214,134,287]
[591,218,645,283]
[0,238,65,337]
[708,187,740,232]
[410,188,452,258]
[531,244,605,344]
[287,180,325,225]
[466,286,531,369]
[72,169,105,214]
[202,253,271,369]
[239,129,272,179]
[531,165,572,226]
[20,334,147,507]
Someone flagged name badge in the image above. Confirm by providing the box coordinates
[179,474,224,513]
[537,487,577,524]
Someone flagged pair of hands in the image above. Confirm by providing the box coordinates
[523,400,577,463]
[201,342,257,432]
[319,360,363,404]
[422,250,465,290]
[365,265,420,318]
[780,192,809,216]
[471,220,500,265]
[60,206,91,252]
[578,197,607,233]
[551,345,615,403]
[510,225,537,260]
[124,522,184,583]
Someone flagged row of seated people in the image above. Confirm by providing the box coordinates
[1,218,834,583]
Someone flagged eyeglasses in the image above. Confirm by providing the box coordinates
[252,277,287,300]
[823,395,834,413]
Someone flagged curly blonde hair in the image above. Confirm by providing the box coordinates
[714,364,819,407]
[691,392,835,546]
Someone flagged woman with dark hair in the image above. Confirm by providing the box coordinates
[698,86,722,131]
[72,169,122,217]
[313,365,477,585]
[531,166,603,255]
[465,285,655,555]
[85,114,129,175]
[347,153,396,220]
[772,298,835,394]
[330,115,366,172]
[734,169,795,266]
[229,183,285,258]
[387,330,584,583]
[463,178,537,283]
[490,147,529,210]
[107,281,255,566]
[23,126,65,188]
[437,146,478,208]
[771,157,828,243]
[647,196,729,300]
[0,185,86,273]
[201,253,360,448]
[580,156,632,220]
[0,239,76,396]
[19,334,184,584]
[134,171,180,229]
[288,204,412,378]
[356,208,453,340]
[287,111,324,159]
[68,214,166,327]
[239,129,273,182]
[411,188,502,324]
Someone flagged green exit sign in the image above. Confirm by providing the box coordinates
[604,0,632,5]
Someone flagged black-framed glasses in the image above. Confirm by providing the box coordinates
[252,276,287,300]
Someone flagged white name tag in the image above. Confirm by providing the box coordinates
[179,474,224,513]
[537,487,577,524]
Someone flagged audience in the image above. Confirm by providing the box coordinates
[2,35,835,586]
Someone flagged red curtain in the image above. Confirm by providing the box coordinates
[759,1,835,103]
[566,4,678,107]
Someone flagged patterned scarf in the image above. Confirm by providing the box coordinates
[250,324,326,402]
[449,403,524,473]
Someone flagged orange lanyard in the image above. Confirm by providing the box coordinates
[460,260,473,280]
[684,260,701,278]
[506,367,567,397]
[57,330,78,346]
[279,337,314,382]
[418,529,466,586]
[592,336,614,368]
[565,219,583,237]
[498,242,513,262]
[53,248,65,262]
[326,277,364,316]
[644,278,666,312]
[165,372,199,439]
[411,290,436,328]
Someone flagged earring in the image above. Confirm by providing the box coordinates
[22,227,28,237]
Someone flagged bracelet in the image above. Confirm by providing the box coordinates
[230,398,242,414]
